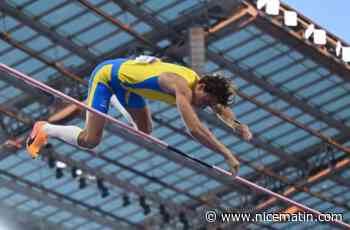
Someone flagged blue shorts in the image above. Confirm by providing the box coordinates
[87,58,146,113]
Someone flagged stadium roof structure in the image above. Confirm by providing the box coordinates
[0,0,349,229]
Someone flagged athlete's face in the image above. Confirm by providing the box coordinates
[193,83,219,108]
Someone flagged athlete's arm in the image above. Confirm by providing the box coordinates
[159,73,240,174]
[211,104,253,141]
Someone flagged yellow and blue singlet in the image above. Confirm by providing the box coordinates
[87,58,200,113]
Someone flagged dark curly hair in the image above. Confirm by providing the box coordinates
[198,74,236,106]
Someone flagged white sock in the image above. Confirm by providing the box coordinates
[43,123,82,146]
[43,123,99,152]
[110,95,138,129]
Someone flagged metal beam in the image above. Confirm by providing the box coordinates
[43,147,209,220]
[237,133,349,216]
[1,1,348,228]
[197,109,307,167]
[0,2,95,61]
[0,44,232,225]
[332,175,350,189]
[108,0,349,167]
[254,155,350,213]
[0,32,85,84]
[218,155,350,229]
[206,50,350,135]
[53,1,346,226]
[0,200,68,230]
[107,0,311,175]
[0,71,46,99]
[112,0,350,156]
[77,0,161,53]
[255,132,349,181]
[0,170,138,230]
[205,134,348,201]
[0,97,210,226]
[87,4,350,227]
[245,0,350,84]
[0,74,237,230]
[113,0,300,170]
[0,25,244,191]
[0,86,220,212]
[147,149,350,229]
[0,97,233,230]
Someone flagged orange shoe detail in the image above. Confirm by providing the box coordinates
[26,121,48,159]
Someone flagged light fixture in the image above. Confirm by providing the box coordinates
[139,195,151,215]
[86,174,96,180]
[48,156,55,169]
[257,0,268,10]
[97,178,109,198]
[56,161,67,169]
[160,204,170,223]
[257,0,280,15]
[266,0,280,15]
[144,206,151,215]
[122,194,130,207]
[334,41,350,62]
[79,177,86,189]
[56,168,64,179]
[97,178,105,190]
[336,41,342,56]
[304,24,327,46]
[313,29,327,45]
[342,47,350,62]
[72,167,77,178]
[71,167,83,178]
[179,212,189,230]
[101,187,109,198]
[284,11,298,27]
[304,24,315,40]
[139,196,146,206]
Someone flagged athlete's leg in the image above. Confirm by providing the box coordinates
[27,65,112,158]
[127,106,152,134]
[44,82,111,149]
[125,92,152,134]
[77,110,105,148]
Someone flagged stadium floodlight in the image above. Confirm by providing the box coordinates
[56,161,67,169]
[266,0,280,15]
[257,0,280,15]
[76,169,82,176]
[86,174,96,180]
[257,0,268,10]
[336,41,342,57]
[342,47,350,62]
[284,11,298,26]
[313,29,327,45]
[304,24,315,40]
[72,167,83,178]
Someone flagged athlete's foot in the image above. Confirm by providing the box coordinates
[26,121,48,159]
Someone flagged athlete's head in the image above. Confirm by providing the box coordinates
[193,74,236,108]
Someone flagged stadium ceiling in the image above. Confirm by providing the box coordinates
[0,0,349,229]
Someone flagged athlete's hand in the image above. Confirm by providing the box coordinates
[226,154,240,176]
[238,124,253,141]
